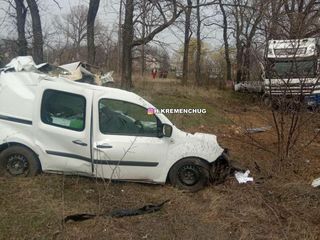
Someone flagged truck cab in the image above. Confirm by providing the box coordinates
[264,38,320,105]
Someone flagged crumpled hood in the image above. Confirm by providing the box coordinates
[184,132,220,145]
[191,132,223,152]
[170,130,224,163]
[193,132,218,142]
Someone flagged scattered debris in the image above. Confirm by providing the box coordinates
[230,125,243,135]
[101,71,114,84]
[234,81,264,93]
[60,61,96,84]
[111,199,170,218]
[311,178,320,188]
[211,156,248,185]
[64,213,96,223]
[246,126,272,134]
[64,200,170,223]
[235,170,254,184]
[254,161,261,173]
[142,234,149,239]
[84,189,94,194]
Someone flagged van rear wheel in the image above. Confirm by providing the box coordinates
[169,158,210,192]
[0,146,41,177]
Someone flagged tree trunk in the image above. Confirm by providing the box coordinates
[87,0,100,65]
[195,0,201,86]
[120,0,182,89]
[140,0,147,77]
[121,0,134,89]
[182,0,192,85]
[236,41,245,83]
[219,0,232,83]
[117,0,123,75]
[269,1,282,39]
[14,0,27,56]
[26,0,43,64]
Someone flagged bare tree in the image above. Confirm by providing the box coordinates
[230,0,267,82]
[265,1,283,39]
[121,0,134,89]
[195,0,201,85]
[182,0,192,85]
[219,0,232,83]
[26,0,43,63]
[117,0,123,75]
[87,0,100,65]
[140,0,147,77]
[14,0,27,56]
[263,41,320,170]
[121,0,183,89]
[284,0,320,38]
[54,5,88,60]
[95,24,117,70]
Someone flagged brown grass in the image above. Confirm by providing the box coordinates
[1,79,320,240]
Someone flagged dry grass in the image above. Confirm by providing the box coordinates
[1,79,320,240]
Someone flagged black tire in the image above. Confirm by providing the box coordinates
[0,146,41,177]
[168,158,210,192]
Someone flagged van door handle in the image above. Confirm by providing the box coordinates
[96,143,113,149]
[72,140,88,146]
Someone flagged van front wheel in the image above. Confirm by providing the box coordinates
[0,146,41,177]
[169,158,210,192]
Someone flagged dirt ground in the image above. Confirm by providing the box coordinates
[1,80,320,240]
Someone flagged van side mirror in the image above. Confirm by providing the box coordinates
[158,124,173,138]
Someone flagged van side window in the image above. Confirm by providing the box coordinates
[99,99,159,137]
[41,90,86,131]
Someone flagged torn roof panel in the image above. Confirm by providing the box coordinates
[59,62,82,72]
[5,56,37,72]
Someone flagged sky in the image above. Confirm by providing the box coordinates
[0,0,223,56]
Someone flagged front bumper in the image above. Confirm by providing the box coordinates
[210,149,231,183]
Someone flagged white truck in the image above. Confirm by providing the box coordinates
[0,58,228,191]
[264,38,320,106]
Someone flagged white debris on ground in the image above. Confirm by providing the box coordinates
[246,126,272,134]
[311,178,320,188]
[235,170,254,184]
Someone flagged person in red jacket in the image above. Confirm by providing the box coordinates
[151,68,157,79]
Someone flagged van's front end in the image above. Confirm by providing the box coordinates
[153,111,230,191]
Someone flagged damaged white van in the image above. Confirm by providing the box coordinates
[0,63,228,191]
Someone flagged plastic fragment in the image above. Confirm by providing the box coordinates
[311,178,320,188]
[235,170,254,184]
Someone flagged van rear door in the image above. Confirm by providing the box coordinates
[34,81,93,175]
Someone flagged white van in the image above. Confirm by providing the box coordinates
[0,70,228,191]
